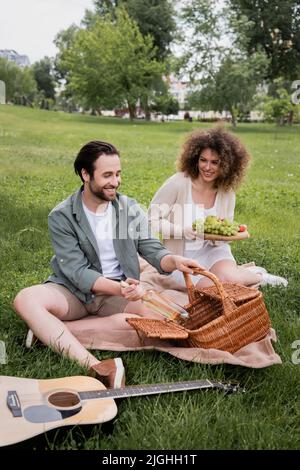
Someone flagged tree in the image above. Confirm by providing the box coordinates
[152,92,179,117]
[258,78,299,126]
[54,25,81,112]
[187,52,268,127]
[228,0,300,80]
[0,58,36,104]
[91,0,176,60]
[63,8,164,119]
[54,25,79,84]
[32,57,56,100]
[177,0,227,80]
[92,0,118,16]
[120,0,176,119]
[85,1,176,120]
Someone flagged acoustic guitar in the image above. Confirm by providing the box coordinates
[0,375,240,446]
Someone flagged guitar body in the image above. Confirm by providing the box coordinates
[0,375,240,447]
[0,375,117,447]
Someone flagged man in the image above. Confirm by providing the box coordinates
[13,140,201,388]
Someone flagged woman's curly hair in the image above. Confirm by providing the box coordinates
[176,127,251,191]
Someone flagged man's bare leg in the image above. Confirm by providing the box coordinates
[13,285,101,367]
[65,312,143,349]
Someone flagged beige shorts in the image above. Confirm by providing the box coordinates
[45,282,129,317]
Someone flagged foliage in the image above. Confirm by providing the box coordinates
[53,24,80,84]
[120,0,176,61]
[62,8,164,118]
[53,25,82,113]
[90,0,176,60]
[176,0,227,80]
[151,92,180,116]
[228,0,300,80]
[83,1,176,120]
[32,57,56,101]
[92,0,118,16]
[186,52,268,126]
[257,78,299,126]
[0,58,37,105]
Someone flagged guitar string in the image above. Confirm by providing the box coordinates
[11,382,219,400]
[6,382,228,406]
[17,390,213,403]
[6,379,223,400]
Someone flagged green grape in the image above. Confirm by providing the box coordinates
[199,216,245,237]
[192,218,204,234]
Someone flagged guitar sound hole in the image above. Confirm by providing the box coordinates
[48,392,80,408]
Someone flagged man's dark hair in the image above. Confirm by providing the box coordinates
[74,140,119,182]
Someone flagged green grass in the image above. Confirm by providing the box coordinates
[0,106,299,450]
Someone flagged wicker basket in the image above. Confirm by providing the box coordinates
[127,268,271,353]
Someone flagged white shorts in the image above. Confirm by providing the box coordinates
[171,241,235,286]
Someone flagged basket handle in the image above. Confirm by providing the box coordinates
[183,267,236,316]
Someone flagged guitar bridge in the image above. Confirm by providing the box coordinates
[7,390,22,417]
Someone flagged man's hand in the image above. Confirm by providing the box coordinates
[173,255,203,274]
[160,254,204,274]
[120,278,144,301]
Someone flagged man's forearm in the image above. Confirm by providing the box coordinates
[159,254,177,273]
[160,254,200,274]
[91,277,122,296]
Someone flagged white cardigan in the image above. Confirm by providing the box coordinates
[148,172,236,255]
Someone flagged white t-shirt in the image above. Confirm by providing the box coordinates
[82,201,124,279]
[183,180,208,254]
[171,180,233,285]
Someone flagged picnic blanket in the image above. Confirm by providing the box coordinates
[66,280,282,368]
[68,317,281,369]
[67,259,282,368]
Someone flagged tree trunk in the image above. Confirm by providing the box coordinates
[144,98,151,121]
[139,95,151,121]
[128,102,136,121]
[276,116,285,126]
[230,108,237,128]
[288,110,294,125]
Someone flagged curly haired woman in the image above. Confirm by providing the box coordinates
[148,127,288,288]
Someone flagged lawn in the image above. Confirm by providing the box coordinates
[0,105,299,450]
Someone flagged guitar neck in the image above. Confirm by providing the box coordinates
[79,380,226,401]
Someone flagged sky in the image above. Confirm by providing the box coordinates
[0,0,95,64]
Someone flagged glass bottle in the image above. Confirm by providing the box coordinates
[121,281,189,323]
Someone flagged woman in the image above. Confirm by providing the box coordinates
[148,127,288,288]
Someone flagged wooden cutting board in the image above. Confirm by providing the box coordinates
[204,230,250,241]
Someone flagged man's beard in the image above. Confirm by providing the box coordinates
[88,180,119,201]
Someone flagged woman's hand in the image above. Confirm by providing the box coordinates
[183,226,197,240]
[120,278,144,301]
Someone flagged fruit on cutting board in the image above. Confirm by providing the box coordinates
[192,216,247,236]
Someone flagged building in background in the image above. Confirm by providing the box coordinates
[0,49,30,67]
[167,75,191,108]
